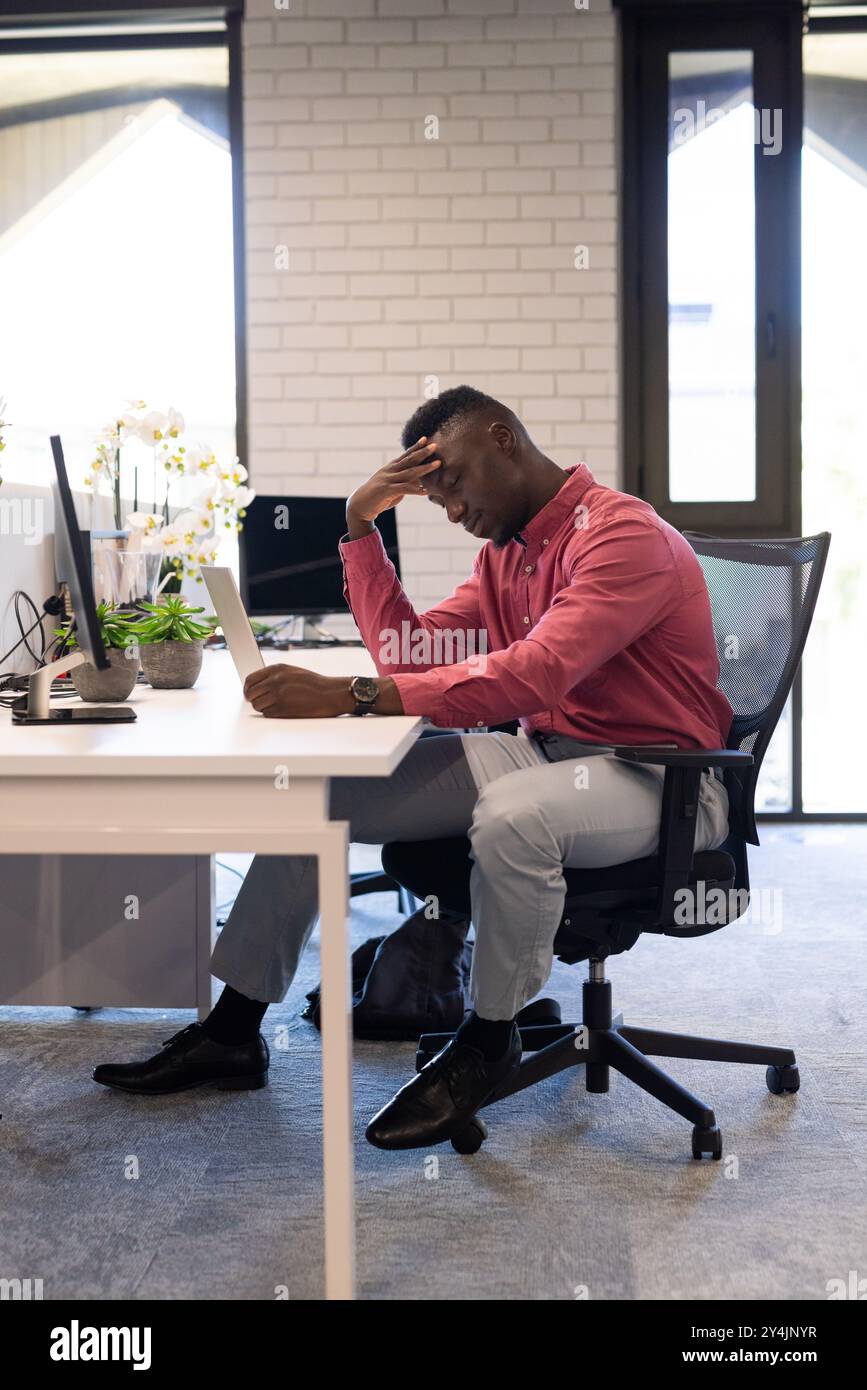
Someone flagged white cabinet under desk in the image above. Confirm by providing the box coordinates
[0,853,209,1008]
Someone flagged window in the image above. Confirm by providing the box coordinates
[621,2,801,535]
[667,50,757,504]
[801,29,867,811]
[0,20,239,502]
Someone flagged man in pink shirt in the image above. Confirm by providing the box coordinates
[93,387,732,1152]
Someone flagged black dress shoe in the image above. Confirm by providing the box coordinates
[92,1023,269,1095]
[366,1026,521,1150]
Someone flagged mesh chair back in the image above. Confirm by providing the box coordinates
[684,532,831,844]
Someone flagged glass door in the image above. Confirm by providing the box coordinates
[801,30,867,811]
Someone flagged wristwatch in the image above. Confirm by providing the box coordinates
[349,675,379,716]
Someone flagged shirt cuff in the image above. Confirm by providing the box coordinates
[338,527,390,576]
[391,670,468,726]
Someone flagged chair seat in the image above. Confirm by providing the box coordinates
[561,848,735,899]
[380,838,737,945]
[554,849,737,961]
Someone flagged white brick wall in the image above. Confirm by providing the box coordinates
[242,0,619,607]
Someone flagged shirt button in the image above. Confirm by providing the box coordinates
[523,616,530,624]
[525,565,533,573]
[542,538,549,546]
[476,720,484,727]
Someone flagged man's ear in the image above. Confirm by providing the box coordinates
[489,421,516,456]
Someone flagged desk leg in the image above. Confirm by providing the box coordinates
[317,820,355,1300]
[196,855,217,1023]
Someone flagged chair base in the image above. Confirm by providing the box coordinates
[416,965,799,1159]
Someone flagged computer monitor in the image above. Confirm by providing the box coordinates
[50,436,108,671]
[50,436,107,669]
[240,495,401,619]
[12,436,135,723]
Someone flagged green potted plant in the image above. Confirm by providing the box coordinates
[55,600,140,703]
[131,595,213,690]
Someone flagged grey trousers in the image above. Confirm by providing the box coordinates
[211,729,730,1020]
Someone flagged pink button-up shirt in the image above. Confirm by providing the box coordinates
[340,463,733,749]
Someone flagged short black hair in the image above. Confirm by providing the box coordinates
[401,385,504,451]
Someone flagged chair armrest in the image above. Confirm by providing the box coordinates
[606,750,750,928]
[616,751,747,928]
[613,747,754,769]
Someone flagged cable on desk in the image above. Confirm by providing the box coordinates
[0,589,77,708]
[14,589,46,665]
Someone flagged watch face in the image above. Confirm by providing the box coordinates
[352,676,378,703]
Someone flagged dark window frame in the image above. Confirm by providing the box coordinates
[619,0,803,536]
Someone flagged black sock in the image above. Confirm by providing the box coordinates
[455,1011,516,1062]
[202,985,268,1045]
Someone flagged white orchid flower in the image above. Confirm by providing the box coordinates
[217,459,248,487]
[139,409,168,443]
[187,483,215,508]
[180,442,217,476]
[158,524,187,557]
[181,442,203,472]
[218,483,255,512]
[126,511,164,533]
[97,422,122,446]
[166,407,185,437]
[162,449,187,477]
[171,506,213,542]
[193,446,218,476]
[0,400,7,454]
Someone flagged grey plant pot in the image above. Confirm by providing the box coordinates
[72,646,139,703]
[140,638,204,690]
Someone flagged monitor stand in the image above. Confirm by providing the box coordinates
[282,614,360,646]
[11,653,137,725]
[299,614,336,643]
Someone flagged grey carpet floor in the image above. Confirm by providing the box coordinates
[1,825,866,1301]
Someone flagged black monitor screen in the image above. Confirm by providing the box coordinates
[50,435,108,670]
[241,496,401,617]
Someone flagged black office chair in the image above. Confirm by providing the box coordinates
[350,868,415,917]
[381,532,831,1159]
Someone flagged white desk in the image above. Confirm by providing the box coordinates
[0,648,422,1300]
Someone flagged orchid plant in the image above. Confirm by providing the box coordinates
[85,400,186,529]
[85,401,254,591]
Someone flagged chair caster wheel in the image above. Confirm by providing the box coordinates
[451,1117,488,1155]
[766,1063,800,1094]
[691,1124,722,1160]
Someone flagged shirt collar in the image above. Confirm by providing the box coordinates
[518,463,595,550]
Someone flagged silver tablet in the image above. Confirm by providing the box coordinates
[201,566,265,684]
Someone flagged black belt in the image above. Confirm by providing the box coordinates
[530,731,616,763]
